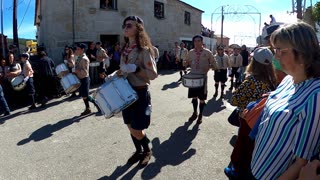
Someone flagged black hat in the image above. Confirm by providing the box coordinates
[217,45,224,50]
[192,35,203,42]
[264,24,280,40]
[77,43,87,50]
[123,15,144,28]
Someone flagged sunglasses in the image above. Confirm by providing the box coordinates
[122,23,133,29]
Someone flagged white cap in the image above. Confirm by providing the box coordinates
[251,47,273,65]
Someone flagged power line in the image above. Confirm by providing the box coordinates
[5,0,25,11]
[18,0,31,30]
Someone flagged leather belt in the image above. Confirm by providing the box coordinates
[133,85,148,90]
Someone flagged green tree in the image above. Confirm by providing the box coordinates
[312,2,320,27]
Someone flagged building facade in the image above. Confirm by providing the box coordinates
[35,0,206,63]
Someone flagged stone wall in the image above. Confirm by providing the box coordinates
[36,0,203,63]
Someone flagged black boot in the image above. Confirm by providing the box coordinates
[28,95,36,110]
[229,81,234,91]
[213,84,218,97]
[88,95,101,113]
[220,84,225,99]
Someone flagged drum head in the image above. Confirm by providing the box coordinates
[11,76,26,91]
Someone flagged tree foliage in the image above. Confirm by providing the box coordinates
[312,2,320,26]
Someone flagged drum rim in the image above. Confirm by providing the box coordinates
[183,73,205,78]
[11,75,26,90]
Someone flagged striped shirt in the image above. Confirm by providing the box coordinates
[251,75,320,179]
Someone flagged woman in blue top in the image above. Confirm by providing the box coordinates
[251,22,320,179]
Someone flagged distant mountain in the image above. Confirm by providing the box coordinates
[7,38,36,46]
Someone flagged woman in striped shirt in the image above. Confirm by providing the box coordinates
[251,22,320,179]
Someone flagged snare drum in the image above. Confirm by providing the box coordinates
[94,76,138,118]
[60,73,81,94]
[182,73,205,88]
[11,75,26,91]
[55,63,69,78]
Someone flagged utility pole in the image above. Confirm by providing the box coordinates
[13,0,20,53]
[1,0,5,58]
[297,0,303,19]
[292,0,306,19]
[72,0,75,46]
[221,6,224,45]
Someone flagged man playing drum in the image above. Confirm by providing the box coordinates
[73,43,100,116]
[183,35,217,124]
[214,45,230,99]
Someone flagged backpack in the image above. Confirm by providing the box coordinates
[241,96,268,129]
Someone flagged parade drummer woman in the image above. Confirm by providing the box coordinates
[115,15,157,167]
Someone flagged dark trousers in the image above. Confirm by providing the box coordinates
[38,75,54,100]
[0,84,10,113]
[231,117,254,177]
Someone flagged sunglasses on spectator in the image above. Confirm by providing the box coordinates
[122,23,133,29]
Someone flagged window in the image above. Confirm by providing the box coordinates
[100,0,117,10]
[185,11,190,25]
[154,1,164,19]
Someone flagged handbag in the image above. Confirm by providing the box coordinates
[228,108,240,127]
[241,96,268,129]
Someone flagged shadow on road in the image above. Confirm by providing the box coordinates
[158,69,176,76]
[202,97,226,117]
[17,114,93,146]
[141,121,199,179]
[0,99,66,124]
[99,121,199,179]
[97,164,138,180]
[161,81,180,90]
[0,110,28,124]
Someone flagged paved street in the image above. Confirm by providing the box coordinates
[0,70,238,180]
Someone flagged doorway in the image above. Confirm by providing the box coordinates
[100,35,120,53]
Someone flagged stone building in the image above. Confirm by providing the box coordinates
[35,0,207,63]
[214,34,230,47]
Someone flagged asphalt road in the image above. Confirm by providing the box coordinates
[0,69,238,180]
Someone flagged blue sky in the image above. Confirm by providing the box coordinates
[2,0,36,39]
[181,0,315,46]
